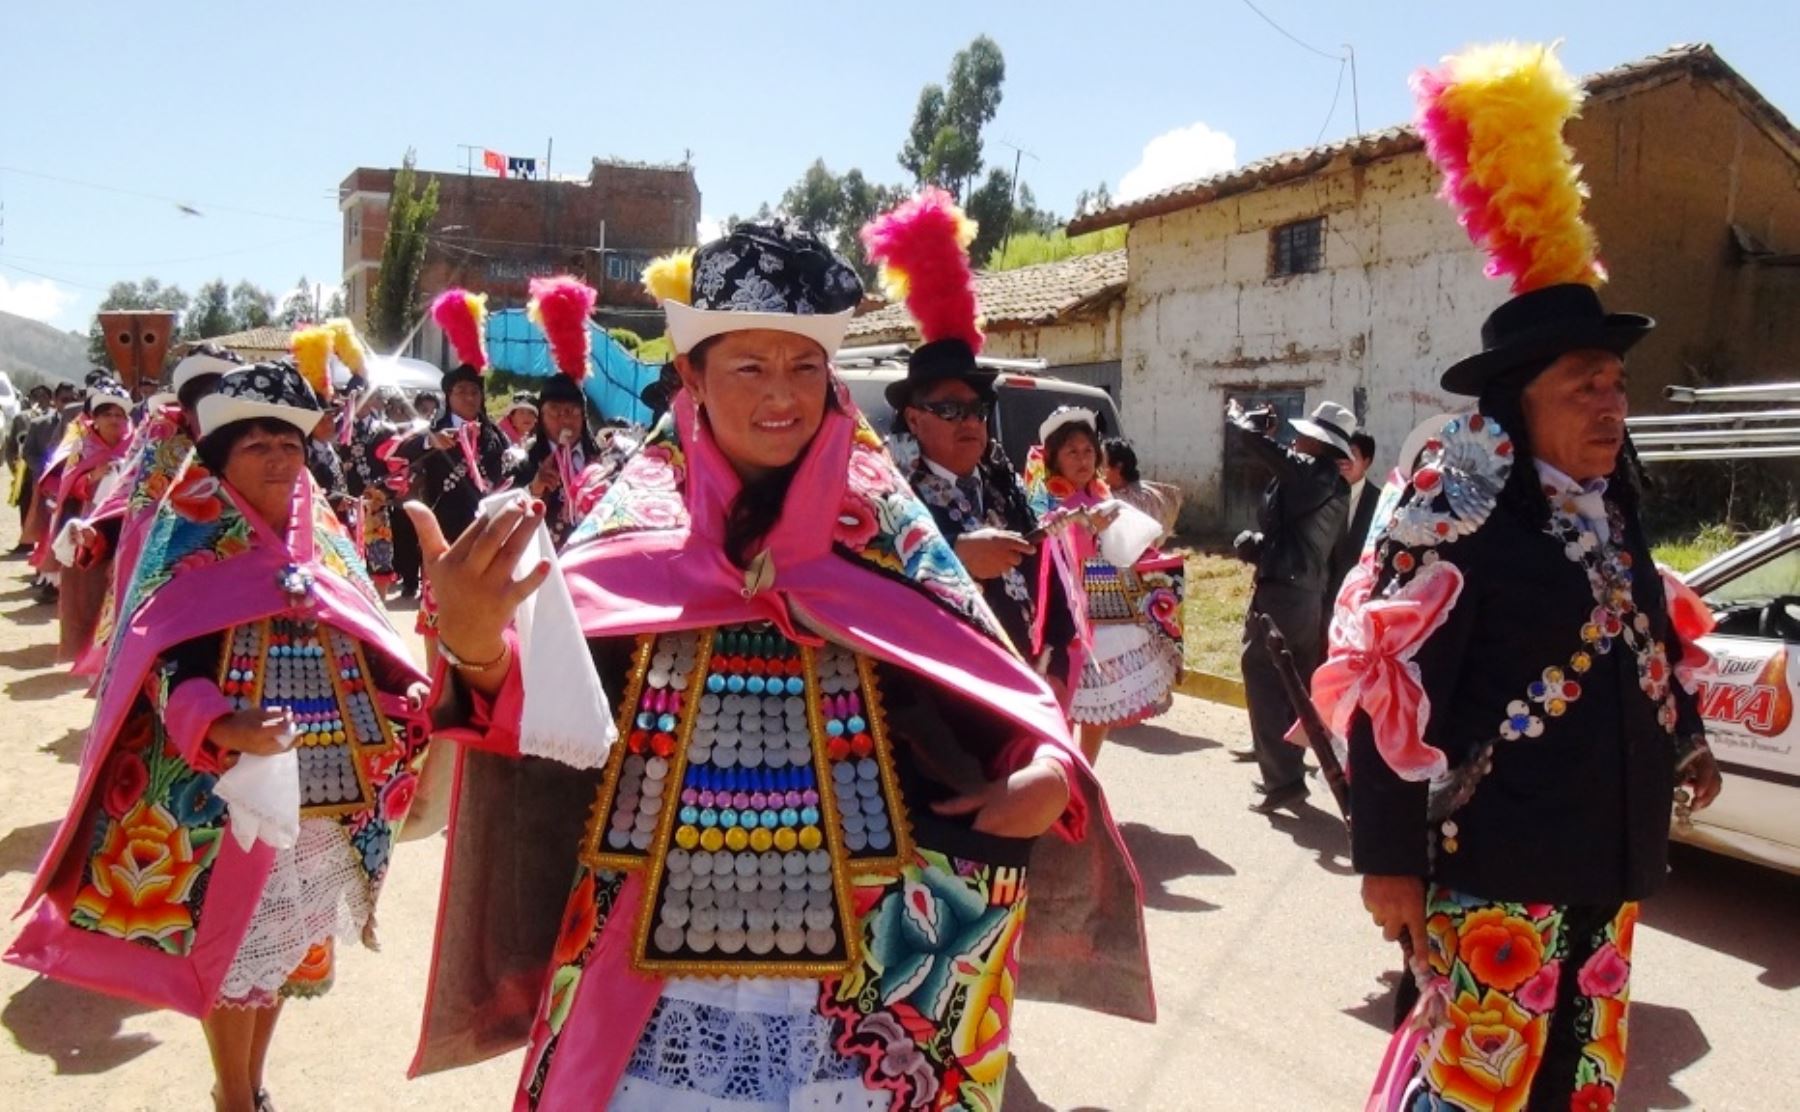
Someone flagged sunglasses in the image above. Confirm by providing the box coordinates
[914,399,990,423]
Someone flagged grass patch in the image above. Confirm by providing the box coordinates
[1180,549,1252,680]
[1653,523,1738,574]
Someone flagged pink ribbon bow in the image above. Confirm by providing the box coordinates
[1310,559,1465,782]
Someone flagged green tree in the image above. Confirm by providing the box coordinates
[230,280,275,331]
[279,276,317,327]
[1074,181,1114,219]
[324,287,347,319]
[369,150,441,349]
[897,36,1006,201]
[780,159,844,235]
[186,279,234,340]
[85,278,190,363]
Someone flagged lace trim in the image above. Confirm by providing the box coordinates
[619,983,871,1109]
[1072,624,1179,724]
[215,819,370,1005]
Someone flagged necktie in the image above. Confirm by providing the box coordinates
[955,474,983,516]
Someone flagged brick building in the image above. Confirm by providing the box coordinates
[339,157,701,350]
[1067,44,1800,535]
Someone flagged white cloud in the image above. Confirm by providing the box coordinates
[696,214,726,243]
[1117,122,1239,203]
[0,274,78,325]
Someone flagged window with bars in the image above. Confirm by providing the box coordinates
[1269,217,1325,277]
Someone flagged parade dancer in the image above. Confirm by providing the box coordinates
[405,222,1152,1110]
[33,377,132,659]
[8,362,430,1112]
[1324,44,1725,1111]
[864,189,1082,701]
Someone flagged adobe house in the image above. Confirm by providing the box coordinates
[1068,44,1800,534]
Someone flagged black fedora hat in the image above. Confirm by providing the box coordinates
[1442,283,1653,396]
[884,338,997,411]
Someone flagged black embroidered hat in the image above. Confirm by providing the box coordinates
[1442,283,1653,397]
[196,361,324,439]
[649,221,864,356]
[84,376,130,415]
[539,373,586,407]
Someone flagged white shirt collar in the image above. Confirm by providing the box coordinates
[923,457,972,484]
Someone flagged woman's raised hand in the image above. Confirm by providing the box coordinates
[404,499,552,672]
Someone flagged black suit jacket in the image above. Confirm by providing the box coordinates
[1228,416,1349,592]
[1347,494,1703,906]
[1325,482,1380,604]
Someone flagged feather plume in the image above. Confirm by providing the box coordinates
[527,275,597,382]
[1412,41,1605,293]
[289,325,335,402]
[860,188,983,352]
[325,317,370,378]
[430,288,490,371]
[642,249,695,305]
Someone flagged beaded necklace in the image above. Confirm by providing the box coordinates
[580,623,910,978]
[220,617,397,817]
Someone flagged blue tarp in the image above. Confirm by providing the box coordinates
[486,309,659,425]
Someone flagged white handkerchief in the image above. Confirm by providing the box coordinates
[216,741,300,853]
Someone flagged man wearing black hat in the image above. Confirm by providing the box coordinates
[396,365,508,549]
[1229,398,1354,813]
[508,374,606,548]
[1347,282,1722,1106]
[888,341,1080,691]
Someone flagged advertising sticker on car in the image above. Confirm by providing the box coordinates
[1691,638,1800,782]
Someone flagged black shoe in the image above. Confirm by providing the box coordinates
[1249,781,1309,815]
[1229,748,1259,763]
[31,582,58,605]
[8,543,31,555]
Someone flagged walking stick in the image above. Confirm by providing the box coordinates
[1258,613,1350,819]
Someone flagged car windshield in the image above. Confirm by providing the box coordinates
[1704,543,1800,609]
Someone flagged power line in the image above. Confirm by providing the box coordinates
[0,257,112,293]
[0,165,337,227]
[1238,0,1344,62]
[0,231,319,269]
[1315,59,1349,145]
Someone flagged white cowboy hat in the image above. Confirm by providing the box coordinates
[1037,406,1099,446]
[1289,401,1357,458]
[196,364,323,440]
[663,300,855,359]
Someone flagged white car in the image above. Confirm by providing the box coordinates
[1677,521,1800,874]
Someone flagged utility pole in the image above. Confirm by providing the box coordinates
[1343,44,1361,135]
[546,137,553,182]
[456,144,481,176]
[994,139,1038,264]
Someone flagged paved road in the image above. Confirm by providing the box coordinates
[0,512,1795,1111]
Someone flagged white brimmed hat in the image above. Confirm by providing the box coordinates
[196,362,324,439]
[1289,401,1357,458]
[651,222,864,357]
[1038,406,1098,445]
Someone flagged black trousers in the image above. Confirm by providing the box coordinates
[390,500,422,592]
[1240,580,1323,794]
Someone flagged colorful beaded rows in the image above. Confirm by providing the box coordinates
[220,618,395,817]
[581,623,909,977]
[1082,559,1139,623]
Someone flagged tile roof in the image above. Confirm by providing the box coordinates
[847,249,1128,341]
[1069,44,1797,235]
[176,326,295,357]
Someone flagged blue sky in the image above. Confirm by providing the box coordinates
[1,1,1792,334]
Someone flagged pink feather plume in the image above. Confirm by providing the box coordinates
[429,288,489,371]
[860,187,983,353]
[528,276,597,382]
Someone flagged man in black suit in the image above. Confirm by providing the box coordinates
[1229,399,1353,813]
[1324,431,1379,610]
[1345,284,1724,1108]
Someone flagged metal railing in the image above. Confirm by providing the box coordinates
[1629,382,1800,462]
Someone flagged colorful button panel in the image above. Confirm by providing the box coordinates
[814,646,899,859]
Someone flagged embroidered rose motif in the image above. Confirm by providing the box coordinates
[1576,941,1630,999]
[835,492,879,549]
[169,471,223,523]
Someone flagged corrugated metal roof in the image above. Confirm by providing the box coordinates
[1068,44,1796,235]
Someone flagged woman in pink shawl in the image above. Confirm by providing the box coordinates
[33,377,132,659]
[8,362,429,1112]
[406,223,1152,1111]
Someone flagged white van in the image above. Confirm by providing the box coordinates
[833,345,1125,467]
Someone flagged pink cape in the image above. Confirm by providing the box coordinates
[409,392,1155,1098]
[6,473,424,1016]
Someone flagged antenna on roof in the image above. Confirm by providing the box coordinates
[994,139,1040,264]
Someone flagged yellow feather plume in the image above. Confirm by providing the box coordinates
[1415,41,1604,292]
[289,325,334,401]
[642,249,695,305]
[325,318,370,378]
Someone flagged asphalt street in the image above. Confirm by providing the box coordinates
[0,508,1795,1111]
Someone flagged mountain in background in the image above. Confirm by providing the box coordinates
[0,309,91,389]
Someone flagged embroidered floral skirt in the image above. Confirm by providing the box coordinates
[525,843,1029,1111]
[1403,884,1636,1112]
[1070,623,1179,727]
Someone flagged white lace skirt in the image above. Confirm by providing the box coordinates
[1071,623,1180,726]
[215,818,371,1006]
[610,977,883,1111]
